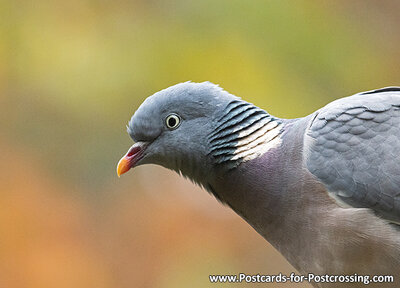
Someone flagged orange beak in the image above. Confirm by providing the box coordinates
[117,142,147,177]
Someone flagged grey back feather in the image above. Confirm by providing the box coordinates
[304,88,400,223]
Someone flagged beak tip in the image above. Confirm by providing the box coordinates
[117,156,131,177]
[117,142,146,178]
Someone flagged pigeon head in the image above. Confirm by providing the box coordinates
[117,81,241,183]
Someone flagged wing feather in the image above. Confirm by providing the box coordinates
[304,88,400,223]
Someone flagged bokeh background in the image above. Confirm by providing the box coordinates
[1,1,400,287]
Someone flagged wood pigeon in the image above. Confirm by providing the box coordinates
[117,82,400,287]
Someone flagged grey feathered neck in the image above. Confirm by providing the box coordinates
[167,97,285,200]
[208,99,284,169]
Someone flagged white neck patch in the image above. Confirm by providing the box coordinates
[232,121,283,163]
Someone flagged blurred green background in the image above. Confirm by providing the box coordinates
[1,1,399,287]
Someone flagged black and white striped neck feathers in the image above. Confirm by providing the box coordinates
[208,100,283,169]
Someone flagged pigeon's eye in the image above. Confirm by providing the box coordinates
[165,114,181,129]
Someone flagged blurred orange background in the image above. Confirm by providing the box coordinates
[1,1,400,287]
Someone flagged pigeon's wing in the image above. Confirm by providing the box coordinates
[304,87,400,223]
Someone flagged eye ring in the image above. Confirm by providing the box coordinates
[165,114,181,130]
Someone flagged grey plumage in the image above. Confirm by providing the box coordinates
[119,82,400,287]
[305,88,400,223]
